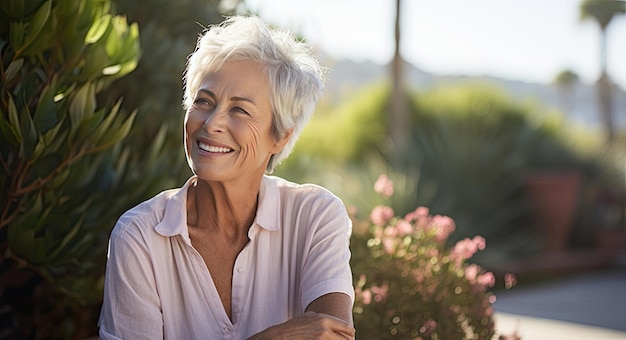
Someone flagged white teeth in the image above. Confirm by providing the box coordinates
[198,142,231,153]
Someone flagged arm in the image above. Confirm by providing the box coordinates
[99,223,163,339]
[306,292,354,327]
[249,194,356,339]
[247,309,354,340]
[247,276,355,340]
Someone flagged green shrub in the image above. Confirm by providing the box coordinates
[279,82,615,262]
[0,0,140,337]
[404,84,607,252]
[351,174,519,339]
[292,82,389,162]
[1,0,234,337]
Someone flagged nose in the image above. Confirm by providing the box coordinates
[202,107,227,133]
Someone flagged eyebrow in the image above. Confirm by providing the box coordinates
[197,89,257,107]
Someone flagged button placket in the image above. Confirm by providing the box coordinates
[231,241,250,325]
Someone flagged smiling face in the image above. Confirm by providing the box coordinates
[184,60,287,184]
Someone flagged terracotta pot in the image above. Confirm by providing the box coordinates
[524,171,582,253]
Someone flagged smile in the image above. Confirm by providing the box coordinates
[198,142,233,153]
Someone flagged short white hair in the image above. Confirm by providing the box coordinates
[183,15,326,173]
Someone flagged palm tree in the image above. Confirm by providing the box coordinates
[389,0,409,149]
[579,0,625,143]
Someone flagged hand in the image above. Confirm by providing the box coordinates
[249,311,355,340]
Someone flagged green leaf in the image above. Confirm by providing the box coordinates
[0,119,17,147]
[69,83,95,140]
[15,0,51,56]
[9,21,25,55]
[0,0,44,19]
[85,14,111,44]
[7,95,23,143]
[34,80,58,132]
[77,108,104,140]
[42,123,68,156]
[89,99,121,142]
[48,216,84,261]
[47,166,70,189]
[41,117,61,144]
[5,58,24,82]
[20,19,54,57]
[19,106,39,161]
[31,132,46,161]
[148,125,168,163]
[102,18,140,78]
[7,193,48,264]
[0,109,20,147]
[32,153,63,180]
[96,109,136,148]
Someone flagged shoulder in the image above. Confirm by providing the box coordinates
[110,188,179,242]
[266,175,344,208]
[264,176,351,234]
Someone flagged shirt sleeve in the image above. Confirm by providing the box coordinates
[299,193,355,311]
[98,220,163,339]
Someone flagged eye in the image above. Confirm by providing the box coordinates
[193,97,215,109]
[233,106,250,115]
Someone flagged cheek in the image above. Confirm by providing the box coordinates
[184,112,198,151]
[238,121,269,159]
[184,112,204,136]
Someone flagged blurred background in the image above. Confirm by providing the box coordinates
[1,0,625,338]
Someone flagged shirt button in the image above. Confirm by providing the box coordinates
[236,267,243,273]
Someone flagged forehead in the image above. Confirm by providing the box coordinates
[199,60,269,93]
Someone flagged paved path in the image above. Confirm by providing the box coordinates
[493,267,626,339]
[494,313,626,339]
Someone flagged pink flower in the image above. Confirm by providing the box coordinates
[504,273,517,289]
[483,306,494,317]
[404,206,429,222]
[384,225,398,238]
[360,290,372,305]
[432,215,456,242]
[395,219,413,236]
[477,272,495,288]
[370,205,394,226]
[473,235,486,250]
[382,237,396,254]
[464,264,480,281]
[371,284,389,302]
[450,236,486,265]
[426,248,439,258]
[374,174,394,198]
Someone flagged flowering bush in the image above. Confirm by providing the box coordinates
[351,175,517,339]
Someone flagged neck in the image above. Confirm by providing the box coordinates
[187,176,262,241]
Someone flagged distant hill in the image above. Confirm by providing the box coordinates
[322,59,626,129]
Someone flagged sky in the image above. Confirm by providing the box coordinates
[244,0,626,89]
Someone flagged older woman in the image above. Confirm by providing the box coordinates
[98,16,355,339]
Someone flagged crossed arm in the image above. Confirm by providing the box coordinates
[248,292,355,340]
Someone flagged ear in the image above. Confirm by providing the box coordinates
[271,129,293,154]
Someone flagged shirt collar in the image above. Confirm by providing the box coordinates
[154,177,194,241]
[154,175,281,240]
[254,175,281,231]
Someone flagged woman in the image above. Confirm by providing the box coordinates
[98,15,355,339]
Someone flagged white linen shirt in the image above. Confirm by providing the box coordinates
[98,175,354,339]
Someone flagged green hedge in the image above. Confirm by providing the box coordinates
[0,0,230,338]
[277,82,616,261]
